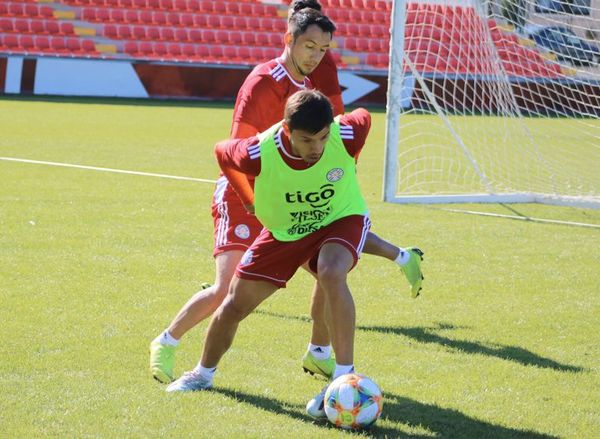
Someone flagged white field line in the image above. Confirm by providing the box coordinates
[438,207,600,230]
[0,157,217,184]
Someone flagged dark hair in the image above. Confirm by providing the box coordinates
[284,90,333,134]
[288,0,322,20]
[288,8,336,40]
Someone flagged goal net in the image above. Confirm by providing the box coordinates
[383,0,600,208]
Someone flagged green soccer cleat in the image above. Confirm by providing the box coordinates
[401,247,425,298]
[150,340,176,383]
[302,351,335,379]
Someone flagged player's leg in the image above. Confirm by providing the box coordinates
[363,231,425,298]
[302,280,336,379]
[306,242,356,419]
[315,242,356,366]
[149,251,243,383]
[166,277,279,392]
[167,251,243,339]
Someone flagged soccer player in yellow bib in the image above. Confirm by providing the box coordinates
[167,90,373,418]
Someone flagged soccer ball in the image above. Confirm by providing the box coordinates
[324,373,383,430]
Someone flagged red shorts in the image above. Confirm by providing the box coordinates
[212,176,263,257]
[236,215,371,288]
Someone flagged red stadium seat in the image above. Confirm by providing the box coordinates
[60,22,75,35]
[66,37,81,52]
[133,0,146,9]
[35,35,50,51]
[229,31,242,45]
[234,17,247,31]
[147,0,160,9]
[268,33,280,47]
[241,32,255,46]
[161,27,174,41]
[139,41,153,55]
[104,24,118,38]
[344,37,357,51]
[180,13,194,27]
[240,3,252,16]
[195,44,209,61]
[4,34,20,50]
[175,28,188,42]
[220,15,234,30]
[0,4,8,17]
[181,43,195,58]
[125,10,140,24]
[225,2,240,15]
[118,25,132,39]
[154,41,168,56]
[15,19,30,34]
[0,18,14,33]
[209,45,223,60]
[132,25,146,40]
[202,29,215,44]
[213,2,226,15]
[124,40,139,55]
[223,45,237,62]
[168,42,181,57]
[198,0,213,14]
[81,8,97,22]
[251,3,265,16]
[250,46,264,62]
[215,30,229,45]
[160,0,173,11]
[255,33,268,47]
[238,46,251,63]
[167,12,180,26]
[40,6,54,19]
[193,14,207,28]
[187,0,200,12]
[154,11,167,26]
[264,47,279,59]
[206,14,219,29]
[174,0,187,11]
[120,0,134,8]
[138,11,154,24]
[146,26,160,40]
[50,36,67,52]
[9,4,25,17]
[31,20,45,34]
[189,28,202,42]
[247,16,259,30]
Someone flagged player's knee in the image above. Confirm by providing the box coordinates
[317,263,348,290]
[219,295,251,323]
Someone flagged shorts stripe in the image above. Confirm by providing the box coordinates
[236,268,287,285]
[216,201,229,247]
[356,216,371,254]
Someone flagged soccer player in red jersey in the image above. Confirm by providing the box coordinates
[166,91,372,419]
[150,6,424,384]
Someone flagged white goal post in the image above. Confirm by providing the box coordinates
[383,0,600,208]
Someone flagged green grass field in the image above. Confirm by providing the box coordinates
[1,97,599,438]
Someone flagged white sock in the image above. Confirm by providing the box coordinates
[394,248,410,266]
[193,364,217,381]
[155,330,180,347]
[308,343,331,360]
[333,363,355,380]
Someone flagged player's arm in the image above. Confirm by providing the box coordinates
[339,108,371,159]
[214,137,261,213]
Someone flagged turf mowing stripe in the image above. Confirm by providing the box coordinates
[438,207,600,229]
[0,157,217,184]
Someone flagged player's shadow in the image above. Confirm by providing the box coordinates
[360,322,583,372]
[254,310,583,372]
[211,387,557,438]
